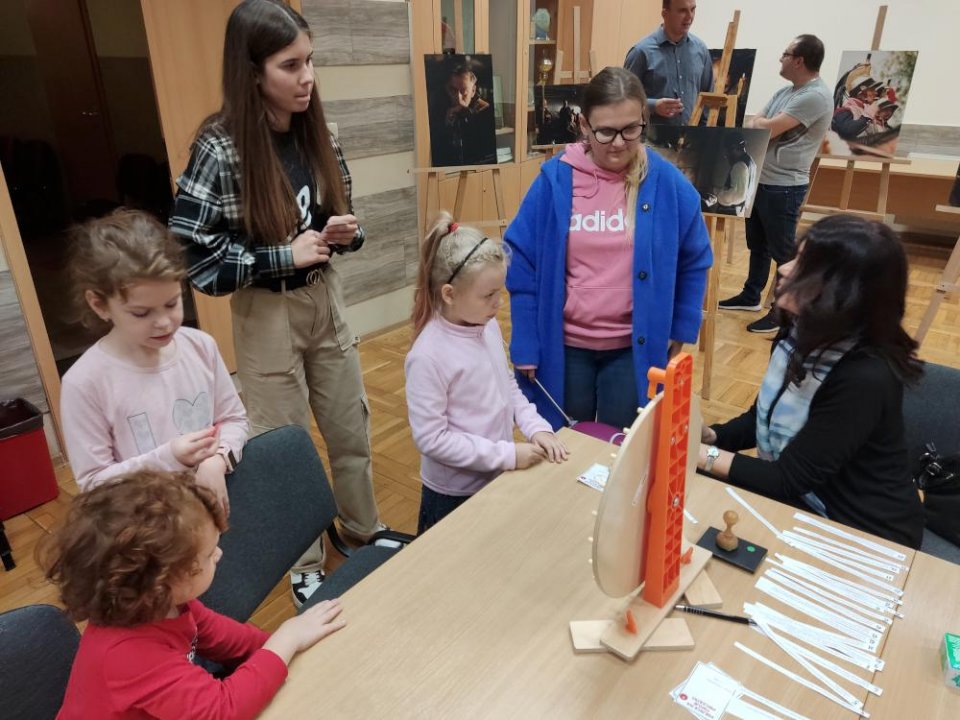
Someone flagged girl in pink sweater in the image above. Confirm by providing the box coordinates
[46,470,345,719]
[406,213,568,533]
[59,210,248,514]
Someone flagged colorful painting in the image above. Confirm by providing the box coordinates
[645,125,770,218]
[824,50,919,159]
[709,49,756,127]
[425,54,498,167]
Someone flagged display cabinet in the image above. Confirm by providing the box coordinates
[410,0,595,231]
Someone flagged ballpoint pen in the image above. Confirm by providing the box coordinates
[674,603,757,626]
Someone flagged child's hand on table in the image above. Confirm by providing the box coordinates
[531,431,569,463]
[515,442,546,469]
[264,599,346,664]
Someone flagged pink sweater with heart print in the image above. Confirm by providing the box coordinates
[60,327,248,491]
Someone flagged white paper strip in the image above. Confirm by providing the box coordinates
[766,568,893,624]
[755,579,884,650]
[754,618,863,708]
[780,543,903,595]
[791,528,907,573]
[775,555,902,605]
[768,558,899,614]
[793,513,907,561]
[735,642,870,718]
[727,487,782,537]
[781,531,903,575]
[746,603,884,672]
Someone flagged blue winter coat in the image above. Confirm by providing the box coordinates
[504,149,713,429]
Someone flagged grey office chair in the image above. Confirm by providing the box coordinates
[0,604,81,720]
[200,425,414,622]
[903,361,960,564]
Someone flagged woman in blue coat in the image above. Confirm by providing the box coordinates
[505,67,712,430]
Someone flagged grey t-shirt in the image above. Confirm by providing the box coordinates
[759,77,833,186]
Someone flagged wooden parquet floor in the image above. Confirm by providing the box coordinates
[2,225,958,633]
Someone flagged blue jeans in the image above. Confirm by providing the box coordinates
[563,345,639,431]
[743,183,807,303]
[418,485,470,535]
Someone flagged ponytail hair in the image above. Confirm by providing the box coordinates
[411,211,508,339]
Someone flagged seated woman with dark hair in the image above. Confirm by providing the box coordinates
[698,214,925,548]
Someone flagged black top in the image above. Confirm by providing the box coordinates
[711,349,924,548]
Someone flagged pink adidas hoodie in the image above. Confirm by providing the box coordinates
[561,142,634,350]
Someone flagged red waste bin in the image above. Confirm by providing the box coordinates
[0,398,58,520]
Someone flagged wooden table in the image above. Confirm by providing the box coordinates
[863,549,960,718]
[261,430,960,719]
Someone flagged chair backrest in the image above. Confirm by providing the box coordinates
[903,362,960,470]
[0,604,80,720]
[200,425,337,622]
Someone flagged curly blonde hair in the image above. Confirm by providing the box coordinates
[69,209,186,328]
[40,471,227,627]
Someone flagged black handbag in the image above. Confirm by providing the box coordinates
[913,443,960,545]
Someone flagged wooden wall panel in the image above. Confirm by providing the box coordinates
[325,96,415,161]
[306,0,411,66]
[343,186,419,305]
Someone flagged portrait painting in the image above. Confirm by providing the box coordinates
[425,54,498,167]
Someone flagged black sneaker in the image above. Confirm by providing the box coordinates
[718,293,762,312]
[290,569,325,608]
[747,311,779,333]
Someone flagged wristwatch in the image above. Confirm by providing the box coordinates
[217,447,238,474]
[704,446,721,473]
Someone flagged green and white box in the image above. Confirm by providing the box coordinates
[941,632,960,690]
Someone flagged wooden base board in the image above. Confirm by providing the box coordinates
[682,569,722,609]
[599,544,712,661]
[570,617,695,654]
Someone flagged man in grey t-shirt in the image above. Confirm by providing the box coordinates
[623,0,713,126]
[719,34,833,332]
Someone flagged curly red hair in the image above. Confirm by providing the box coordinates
[40,470,227,627]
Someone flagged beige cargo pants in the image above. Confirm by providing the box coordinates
[231,265,380,570]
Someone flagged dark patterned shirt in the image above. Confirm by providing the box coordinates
[169,124,364,296]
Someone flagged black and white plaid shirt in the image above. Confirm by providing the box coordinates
[169,125,364,296]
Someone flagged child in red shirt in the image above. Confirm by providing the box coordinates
[43,471,345,719]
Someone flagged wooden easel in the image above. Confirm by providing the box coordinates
[691,11,741,401]
[915,204,960,344]
[412,164,509,237]
[801,6,910,223]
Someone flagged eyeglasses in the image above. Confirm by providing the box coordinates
[780,52,798,60]
[585,120,646,145]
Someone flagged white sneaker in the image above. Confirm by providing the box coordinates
[290,569,325,608]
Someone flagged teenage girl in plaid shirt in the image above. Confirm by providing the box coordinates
[169,0,383,607]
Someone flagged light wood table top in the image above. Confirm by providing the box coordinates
[863,550,960,718]
[261,429,956,719]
